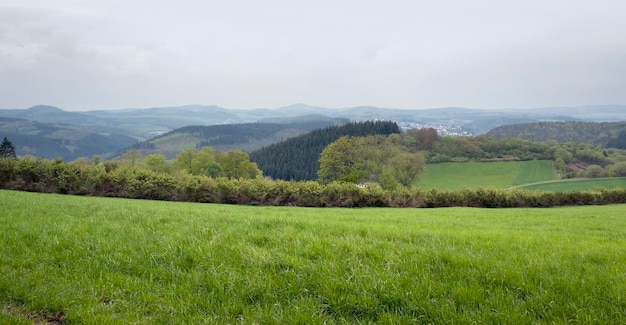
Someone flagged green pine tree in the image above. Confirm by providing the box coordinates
[0,137,16,159]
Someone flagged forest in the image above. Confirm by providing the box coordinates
[249,120,400,180]
[487,121,626,148]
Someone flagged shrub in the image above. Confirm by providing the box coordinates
[295,181,324,207]
[0,157,16,187]
[585,165,604,178]
[607,162,626,177]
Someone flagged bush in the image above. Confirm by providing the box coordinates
[295,181,324,207]
[607,162,626,177]
[585,165,604,178]
[0,157,16,187]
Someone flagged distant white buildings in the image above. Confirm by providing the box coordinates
[397,122,472,136]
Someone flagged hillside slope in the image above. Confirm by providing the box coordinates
[130,118,347,159]
[0,117,139,160]
[486,121,626,148]
[414,160,557,190]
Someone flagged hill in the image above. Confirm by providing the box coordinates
[0,105,103,125]
[486,121,626,148]
[0,117,139,160]
[129,118,348,159]
[249,121,401,181]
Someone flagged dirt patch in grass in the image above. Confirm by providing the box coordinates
[568,160,589,171]
[3,303,65,324]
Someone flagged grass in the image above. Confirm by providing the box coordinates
[415,160,557,190]
[511,160,558,185]
[1,190,625,323]
[517,177,626,192]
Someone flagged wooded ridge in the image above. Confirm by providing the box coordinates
[486,121,626,148]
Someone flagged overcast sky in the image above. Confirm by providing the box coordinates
[1,1,625,111]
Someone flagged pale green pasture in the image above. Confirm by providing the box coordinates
[415,160,556,190]
[519,177,626,192]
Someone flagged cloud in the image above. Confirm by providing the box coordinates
[1,1,625,110]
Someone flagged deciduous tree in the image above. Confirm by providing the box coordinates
[173,149,198,174]
[585,165,604,178]
[387,152,426,186]
[318,136,369,184]
[143,153,170,173]
[217,149,262,179]
[413,127,438,150]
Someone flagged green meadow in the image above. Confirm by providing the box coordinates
[1,190,625,324]
[517,177,626,192]
[415,160,557,190]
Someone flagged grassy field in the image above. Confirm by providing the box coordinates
[415,160,557,190]
[517,177,626,192]
[1,190,625,324]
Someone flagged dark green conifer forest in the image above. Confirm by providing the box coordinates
[249,121,401,181]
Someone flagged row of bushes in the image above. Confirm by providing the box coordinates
[1,157,625,208]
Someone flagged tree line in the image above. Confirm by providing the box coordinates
[486,121,626,149]
[1,154,625,208]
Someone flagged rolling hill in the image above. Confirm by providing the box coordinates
[0,117,139,161]
[129,117,348,159]
[2,104,625,160]
[486,121,626,148]
[2,104,625,137]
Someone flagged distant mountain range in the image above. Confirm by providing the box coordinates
[0,104,624,161]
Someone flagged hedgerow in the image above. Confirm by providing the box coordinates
[1,157,625,208]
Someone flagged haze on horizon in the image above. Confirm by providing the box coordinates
[1,1,625,111]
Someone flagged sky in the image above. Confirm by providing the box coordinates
[1,1,625,111]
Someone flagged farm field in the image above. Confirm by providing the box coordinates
[517,177,626,192]
[1,190,625,324]
[414,160,557,190]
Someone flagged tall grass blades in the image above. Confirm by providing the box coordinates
[1,190,625,323]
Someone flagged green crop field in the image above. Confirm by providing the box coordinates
[518,177,626,192]
[1,190,625,324]
[415,160,557,190]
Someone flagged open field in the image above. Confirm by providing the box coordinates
[1,190,625,324]
[516,177,626,192]
[415,160,557,190]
